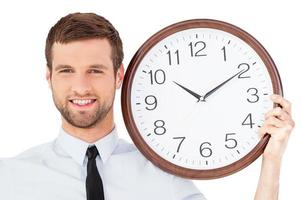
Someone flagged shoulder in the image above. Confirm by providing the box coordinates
[1,141,54,166]
[111,138,152,168]
[113,138,137,154]
[111,139,206,199]
[15,142,53,159]
[110,139,206,199]
[112,138,172,176]
[0,144,53,196]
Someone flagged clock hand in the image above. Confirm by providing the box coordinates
[173,81,204,102]
[203,70,244,101]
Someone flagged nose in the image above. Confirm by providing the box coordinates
[71,74,92,96]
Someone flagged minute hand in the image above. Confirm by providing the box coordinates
[203,70,243,101]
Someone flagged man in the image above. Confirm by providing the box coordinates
[0,12,294,200]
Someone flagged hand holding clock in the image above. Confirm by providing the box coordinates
[259,94,294,160]
[255,94,294,200]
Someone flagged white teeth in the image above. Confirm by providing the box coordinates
[72,99,94,105]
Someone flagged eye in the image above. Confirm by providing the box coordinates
[59,69,73,73]
[89,69,103,74]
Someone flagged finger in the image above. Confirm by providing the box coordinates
[259,120,294,140]
[271,94,292,114]
[264,116,286,128]
[258,124,278,138]
[265,107,291,121]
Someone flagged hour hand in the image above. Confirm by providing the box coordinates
[173,81,204,102]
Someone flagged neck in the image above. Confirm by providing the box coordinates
[61,110,115,143]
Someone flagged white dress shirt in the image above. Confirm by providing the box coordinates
[0,127,206,200]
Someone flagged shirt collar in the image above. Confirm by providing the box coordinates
[56,127,119,166]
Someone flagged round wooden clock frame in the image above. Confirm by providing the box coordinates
[121,19,283,179]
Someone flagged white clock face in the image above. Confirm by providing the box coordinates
[130,28,273,170]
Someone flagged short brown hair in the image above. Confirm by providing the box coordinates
[45,12,123,74]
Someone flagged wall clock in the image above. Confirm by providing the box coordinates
[121,19,282,179]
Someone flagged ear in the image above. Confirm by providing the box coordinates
[46,67,51,88]
[115,64,124,89]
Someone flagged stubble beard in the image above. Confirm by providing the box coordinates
[53,94,114,129]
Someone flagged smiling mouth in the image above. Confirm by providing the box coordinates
[69,99,97,106]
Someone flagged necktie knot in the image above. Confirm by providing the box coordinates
[86,146,99,160]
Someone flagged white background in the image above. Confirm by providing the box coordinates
[0,0,300,199]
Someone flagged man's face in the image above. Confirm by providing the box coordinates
[47,39,123,128]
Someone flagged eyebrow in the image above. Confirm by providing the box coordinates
[54,64,72,71]
[54,64,108,71]
[88,64,108,70]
